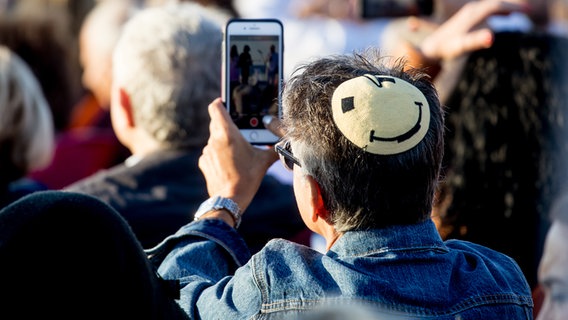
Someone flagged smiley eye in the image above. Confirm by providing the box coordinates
[341,96,355,113]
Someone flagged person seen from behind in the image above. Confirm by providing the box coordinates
[65,2,304,251]
[149,48,534,319]
[0,46,54,208]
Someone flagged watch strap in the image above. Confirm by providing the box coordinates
[194,196,242,228]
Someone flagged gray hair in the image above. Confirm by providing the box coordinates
[0,46,54,183]
[282,49,445,232]
[112,2,227,148]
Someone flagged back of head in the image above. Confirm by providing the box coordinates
[0,46,54,185]
[282,49,444,232]
[0,190,188,319]
[113,2,227,149]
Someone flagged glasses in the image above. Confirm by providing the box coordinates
[275,139,301,171]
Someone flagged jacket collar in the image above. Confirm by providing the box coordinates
[327,219,447,258]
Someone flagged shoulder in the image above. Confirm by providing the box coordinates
[446,239,518,264]
[250,239,322,282]
[252,239,320,268]
[64,150,190,192]
[64,164,126,194]
[445,239,529,288]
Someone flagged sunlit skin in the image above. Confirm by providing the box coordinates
[79,24,113,109]
[537,221,568,320]
[292,159,342,252]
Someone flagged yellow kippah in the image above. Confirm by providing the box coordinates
[331,74,430,155]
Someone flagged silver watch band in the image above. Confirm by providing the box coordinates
[194,196,242,228]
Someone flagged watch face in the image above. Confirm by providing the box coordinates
[194,196,241,227]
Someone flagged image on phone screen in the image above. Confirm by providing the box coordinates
[223,19,283,145]
[228,35,279,128]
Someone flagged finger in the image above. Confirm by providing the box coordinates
[460,28,494,52]
[444,1,527,33]
[442,28,494,59]
[208,98,240,141]
[262,115,287,138]
[207,99,225,137]
[208,98,229,132]
[209,97,233,125]
[465,0,529,24]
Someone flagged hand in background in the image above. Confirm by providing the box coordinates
[420,0,529,61]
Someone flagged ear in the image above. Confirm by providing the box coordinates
[118,88,135,128]
[305,175,329,223]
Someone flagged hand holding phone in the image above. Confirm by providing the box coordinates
[222,19,284,145]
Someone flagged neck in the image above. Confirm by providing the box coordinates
[128,134,163,158]
[322,227,342,251]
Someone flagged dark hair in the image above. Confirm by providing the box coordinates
[0,12,80,131]
[282,48,444,231]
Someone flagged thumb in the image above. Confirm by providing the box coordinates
[262,115,287,138]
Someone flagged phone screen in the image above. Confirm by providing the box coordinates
[223,19,283,145]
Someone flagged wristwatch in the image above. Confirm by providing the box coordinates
[194,196,242,228]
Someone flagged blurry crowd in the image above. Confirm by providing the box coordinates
[1,0,568,319]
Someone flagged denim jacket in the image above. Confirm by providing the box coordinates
[147,218,533,319]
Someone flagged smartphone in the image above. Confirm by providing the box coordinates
[222,18,283,145]
[356,0,434,19]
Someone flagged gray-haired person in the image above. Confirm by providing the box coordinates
[65,2,304,251]
[149,49,534,319]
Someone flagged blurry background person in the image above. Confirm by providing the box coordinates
[65,2,305,251]
[29,0,229,190]
[75,0,143,125]
[0,2,81,132]
[0,46,54,207]
[537,189,568,320]
[237,44,252,85]
[20,0,141,190]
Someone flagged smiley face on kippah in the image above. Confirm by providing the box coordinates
[331,74,430,155]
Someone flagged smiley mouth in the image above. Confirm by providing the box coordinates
[369,101,424,143]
